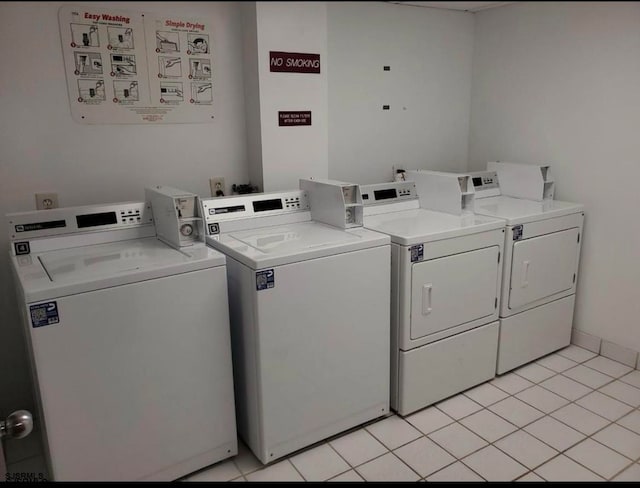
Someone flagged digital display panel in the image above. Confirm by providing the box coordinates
[253,199,283,213]
[473,177,483,187]
[76,212,118,228]
[373,189,398,201]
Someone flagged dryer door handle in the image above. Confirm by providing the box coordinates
[521,260,530,287]
[422,284,433,315]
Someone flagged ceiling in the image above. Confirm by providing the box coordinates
[387,2,514,12]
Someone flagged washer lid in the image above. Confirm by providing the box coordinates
[474,196,584,225]
[207,221,389,269]
[363,208,505,246]
[13,237,226,302]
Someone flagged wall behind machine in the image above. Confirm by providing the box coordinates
[0,1,248,416]
[468,2,640,352]
[327,1,475,184]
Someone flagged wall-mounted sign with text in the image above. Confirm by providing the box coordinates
[278,111,312,126]
[269,51,320,74]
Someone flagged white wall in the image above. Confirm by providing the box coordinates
[327,2,475,184]
[252,1,329,191]
[0,1,248,415]
[468,2,640,351]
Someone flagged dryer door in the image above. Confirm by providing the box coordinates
[410,246,500,340]
[509,227,579,309]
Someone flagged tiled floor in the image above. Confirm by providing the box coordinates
[181,345,640,482]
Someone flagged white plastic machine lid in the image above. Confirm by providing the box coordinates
[8,202,225,303]
[470,170,584,225]
[474,196,584,226]
[201,190,389,269]
[360,181,505,246]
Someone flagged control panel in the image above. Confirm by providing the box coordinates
[201,191,310,235]
[469,171,501,199]
[360,181,417,205]
[8,202,152,242]
[145,186,204,249]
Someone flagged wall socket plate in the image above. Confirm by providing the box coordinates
[35,192,59,210]
[209,177,225,197]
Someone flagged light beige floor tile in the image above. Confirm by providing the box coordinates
[617,410,640,435]
[460,409,518,443]
[365,415,422,450]
[550,403,610,435]
[576,391,634,421]
[537,353,578,373]
[355,453,420,482]
[428,422,488,459]
[565,438,632,480]
[563,364,615,389]
[495,430,558,470]
[426,461,484,481]
[328,469,364,482]
[515,385,569,413]
[612,463,640,481]
[599,380,640,407]
[405,406,454,435]
[584,356,634,378]
[185,459,241,482]
[462,445,528,481]
[329,428,388,467]
[516,472,545,481]
[535,455,603,481]
[491,372,535,395]
[394,437,455,478]
[289,443,350,481]
[513,363,556,383]
[619,370,640,389]
[539,374,592,401]
[557,345,598,363]
[524,416,586,451]
[233,441,263,475]
[436,394,483,420]
[489,397,545,427]
[593,423,640,460]
[245,460,304,482]
[464,382,509,407]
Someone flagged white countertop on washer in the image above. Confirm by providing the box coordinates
[474,196,584,225]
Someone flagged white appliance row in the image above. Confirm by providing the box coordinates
[6,161,583,480]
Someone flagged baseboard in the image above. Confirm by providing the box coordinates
[571,328,639,369]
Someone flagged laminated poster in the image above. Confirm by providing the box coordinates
[59,5,214,124]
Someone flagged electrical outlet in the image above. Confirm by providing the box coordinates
[35,193,59,210]
[209,177,225,197]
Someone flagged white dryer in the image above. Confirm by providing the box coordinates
[200,188,391,464]
[469,165,584,374]
[357,180,505,416]
[7,201,237,481]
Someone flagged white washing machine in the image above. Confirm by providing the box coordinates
[357,180,505,416]
[200,187,391,464]
[408,163,584,374]
[7,201,237,481]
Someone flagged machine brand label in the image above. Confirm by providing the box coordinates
[513,224,523,241]
[410,244,424,263]
[30,302,60,328]
[15,220,66,233]
[208,223,220,235]
[256,269,275,291]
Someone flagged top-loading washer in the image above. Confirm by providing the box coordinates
[328,177,506,416]
[7,198,237,481]
[407,163,584,374]
[199,183,391,464]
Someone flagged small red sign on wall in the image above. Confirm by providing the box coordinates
[270,51,320,73]
[279,111,312,126]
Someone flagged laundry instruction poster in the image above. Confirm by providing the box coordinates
[59,5,215,124]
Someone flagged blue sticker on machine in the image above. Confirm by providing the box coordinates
[410,244,424,262]
[513,225,523,241]
[256,269,275,291]
[30,302,60,328]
